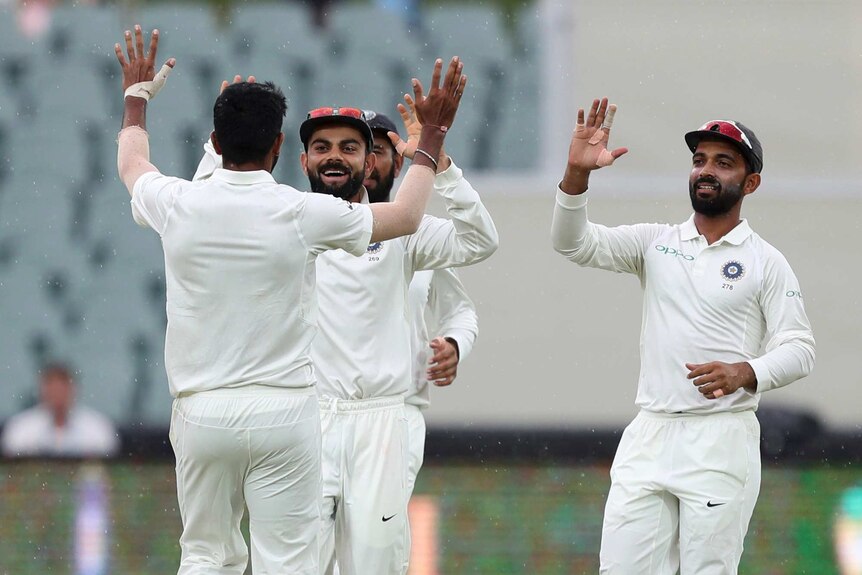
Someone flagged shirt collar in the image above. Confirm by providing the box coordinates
[211,168,276,185]
[680,214,700,241]
[680,214,753,245]
[722,218,753,245]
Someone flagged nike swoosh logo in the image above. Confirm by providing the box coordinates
[706,501,726,508]
[382,514,396,522]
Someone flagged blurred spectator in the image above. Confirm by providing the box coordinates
[1,363,119,458]
[17,0,54,39]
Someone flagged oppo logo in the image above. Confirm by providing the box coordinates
[786,290,803,298]
[655,245,695,261]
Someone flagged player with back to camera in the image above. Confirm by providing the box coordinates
[550,99,815,574]
[191,62,488,575]
[114,25,466,575]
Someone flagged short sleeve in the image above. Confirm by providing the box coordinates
[131,172,184,234]
[299,193,374,256]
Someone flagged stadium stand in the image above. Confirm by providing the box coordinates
[0,2,539,425]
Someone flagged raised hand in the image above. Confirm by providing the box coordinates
[389,93,422,159]
[114,25,175,99]
[567,98,628,172]
[559,98,628,195]
[411,57,467,133]
[220,75,256,95]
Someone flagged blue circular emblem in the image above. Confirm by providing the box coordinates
[366,242,383,254]
[721,260,745,282]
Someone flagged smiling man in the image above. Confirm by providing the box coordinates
[550,99,815,574]
[298,102,497,575]
[190,67,496,575]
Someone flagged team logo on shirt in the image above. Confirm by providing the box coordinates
[720,260,745,282]
[366,242,384,254]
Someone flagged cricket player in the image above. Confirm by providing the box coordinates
[302,93,497,574]
[115,26,466,573]
[363,109,479,500]
[550,98,815,574]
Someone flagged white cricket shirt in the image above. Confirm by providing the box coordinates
[313,161,497,400]
[131,169,373,396]
[551,189,815,414]
[1,405,119,457]
[406,268,478,408]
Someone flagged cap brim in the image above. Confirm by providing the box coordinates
[300,116,374,150]
[684,130,761,173]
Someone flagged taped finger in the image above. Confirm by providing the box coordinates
[601,104,617,130]
[596,149,616,168]
[394,138,408,157]
[713,388,725,398]
[588,129,606,145]
[123,61,174,101]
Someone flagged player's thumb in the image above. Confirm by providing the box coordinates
[611,147,629,159]
[389,131,408,157]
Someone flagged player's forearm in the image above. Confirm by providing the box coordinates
[122,96,147,131]
[560,165,590,195]
[551,187,592,257]
[442,329,476,361]
[437,144,451,173]
[117,98,157,195]
[748,334,816,393]
[370,164,436,241]
[371,126,448,240]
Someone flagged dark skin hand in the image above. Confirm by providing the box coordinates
[114,25,175,130]
[427,337,460,387]
[687,361,757,399]
[409,56,467,131]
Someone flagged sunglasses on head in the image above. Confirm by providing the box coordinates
[306,107,365,121]
[699,120,752,150]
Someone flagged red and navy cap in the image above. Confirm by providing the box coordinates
[684,120,763,174]
[299,107,374,151]
[364,110,399,153]
[364,110,399,138]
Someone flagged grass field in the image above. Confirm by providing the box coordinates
[0,461,859,574]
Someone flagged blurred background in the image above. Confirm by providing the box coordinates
[0,0,861,573]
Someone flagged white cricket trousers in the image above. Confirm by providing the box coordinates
[169,385,322,575]
[318,396,410,575]
[405,404,427,497]
[600,410,761,575]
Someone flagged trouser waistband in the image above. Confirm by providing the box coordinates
[177,384,315,398]
[637,409,757,421]
[319,395,404,414]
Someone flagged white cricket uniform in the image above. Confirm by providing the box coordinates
[405,268,478,495]
[132,167,372,575]
[551,189,815,575]
[314,162,497,575]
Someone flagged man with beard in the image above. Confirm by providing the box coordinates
[299,100,497,575]
[123,29,466,571]
[363,109,479,504]
[550,99,815,574]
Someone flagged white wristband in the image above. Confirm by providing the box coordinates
[123,62,173,102]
